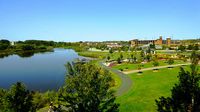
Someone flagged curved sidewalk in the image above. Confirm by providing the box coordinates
[99,62,132,96]
[123,63,190,74]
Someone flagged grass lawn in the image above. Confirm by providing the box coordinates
[78,51,108,59]
[112,60,186,71]
[78,51,141,60]
[116,65,200,112]
[110,71,122,90]
[116,67,181,112]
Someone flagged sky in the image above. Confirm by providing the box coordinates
[0,0,200,42]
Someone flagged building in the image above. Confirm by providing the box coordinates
[106,43,122,48]
[130,36,172,47]
[11,41,15,46]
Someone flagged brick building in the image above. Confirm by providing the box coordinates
[130,36,172,47]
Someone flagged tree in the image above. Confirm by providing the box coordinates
[4,82,34,112]
[0,88,7,110]
[0,39,10,50]
[140,50,145,61]
[120,53,123,60]
[155,51,200,112]
[109,48,114,54]
[21,44,35,51]
[131,54,134,59]
[117,57,121,64]
[187,45,193,50]
[66,62,74,76]
[167,59,174,65]
[59,63,119,112]
[193,44,199,50]
[150,44,155,49]
[133,57,137,63]
[152,61,159,67]
[146,54,151,62]
[178,45,186,51]
[131,54,135,63]
[107,55,111,61]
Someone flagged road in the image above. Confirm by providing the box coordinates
[99,61,133,96]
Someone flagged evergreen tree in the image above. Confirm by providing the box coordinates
[117,57,121,64]
[107,55,111,61]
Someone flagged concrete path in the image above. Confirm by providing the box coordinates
[99,61,190,96]
[99,61,132,96]
[123,63,190,74]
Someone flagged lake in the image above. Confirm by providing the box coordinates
[0,48,81,92]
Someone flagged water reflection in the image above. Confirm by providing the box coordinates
[0,49,79,91]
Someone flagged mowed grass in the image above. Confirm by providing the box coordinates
[78,51,141,60]
[78,51,108,59]
[116,66,183,112]
[112,60,185,71]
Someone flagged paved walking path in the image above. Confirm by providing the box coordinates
[99,61,190,96]
[123,63,191,74]
[99,61,132,96]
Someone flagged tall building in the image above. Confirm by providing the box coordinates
[166,37,171,46]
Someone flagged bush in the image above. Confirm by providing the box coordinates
[117,57,121,64]
[21,44,35,51]
[153,61,159,67]
[167,59,174,65]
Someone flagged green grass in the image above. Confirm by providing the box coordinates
[112,60,186,71]
[110,71,122,90]
[116,67,181,112]
[78,51,108,59]
[90,59,122,91]
[116,65,200,112]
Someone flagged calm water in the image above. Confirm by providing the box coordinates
[0,48,81,91]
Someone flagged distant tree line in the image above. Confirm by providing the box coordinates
[178,44,199,51]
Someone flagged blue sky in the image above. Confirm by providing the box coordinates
[0,0,199,42]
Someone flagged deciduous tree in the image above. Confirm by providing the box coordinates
[59,63,119,112]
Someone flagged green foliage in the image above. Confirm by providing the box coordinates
[0,88,7,109]
[32,91,58,111]
[140,50,144,57]
[146,54,151,62]
[59,63,119,112]
[120,53,123,59]
[66,62,74,76]
[152,61,159,67]
[193,44,199,50]
[150,44,155,49]
[20,44,35,51]
[107,55,111,61]
[1,82,34,112]
[121,46,129,52]
[117,57,121,64]
[178,45,186,51]
[24,40,54,46]
[109,48,114,54]
[155,52,200,112]
[167,59,174,65]
[0,39,10,50]
[187,44,199,50]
